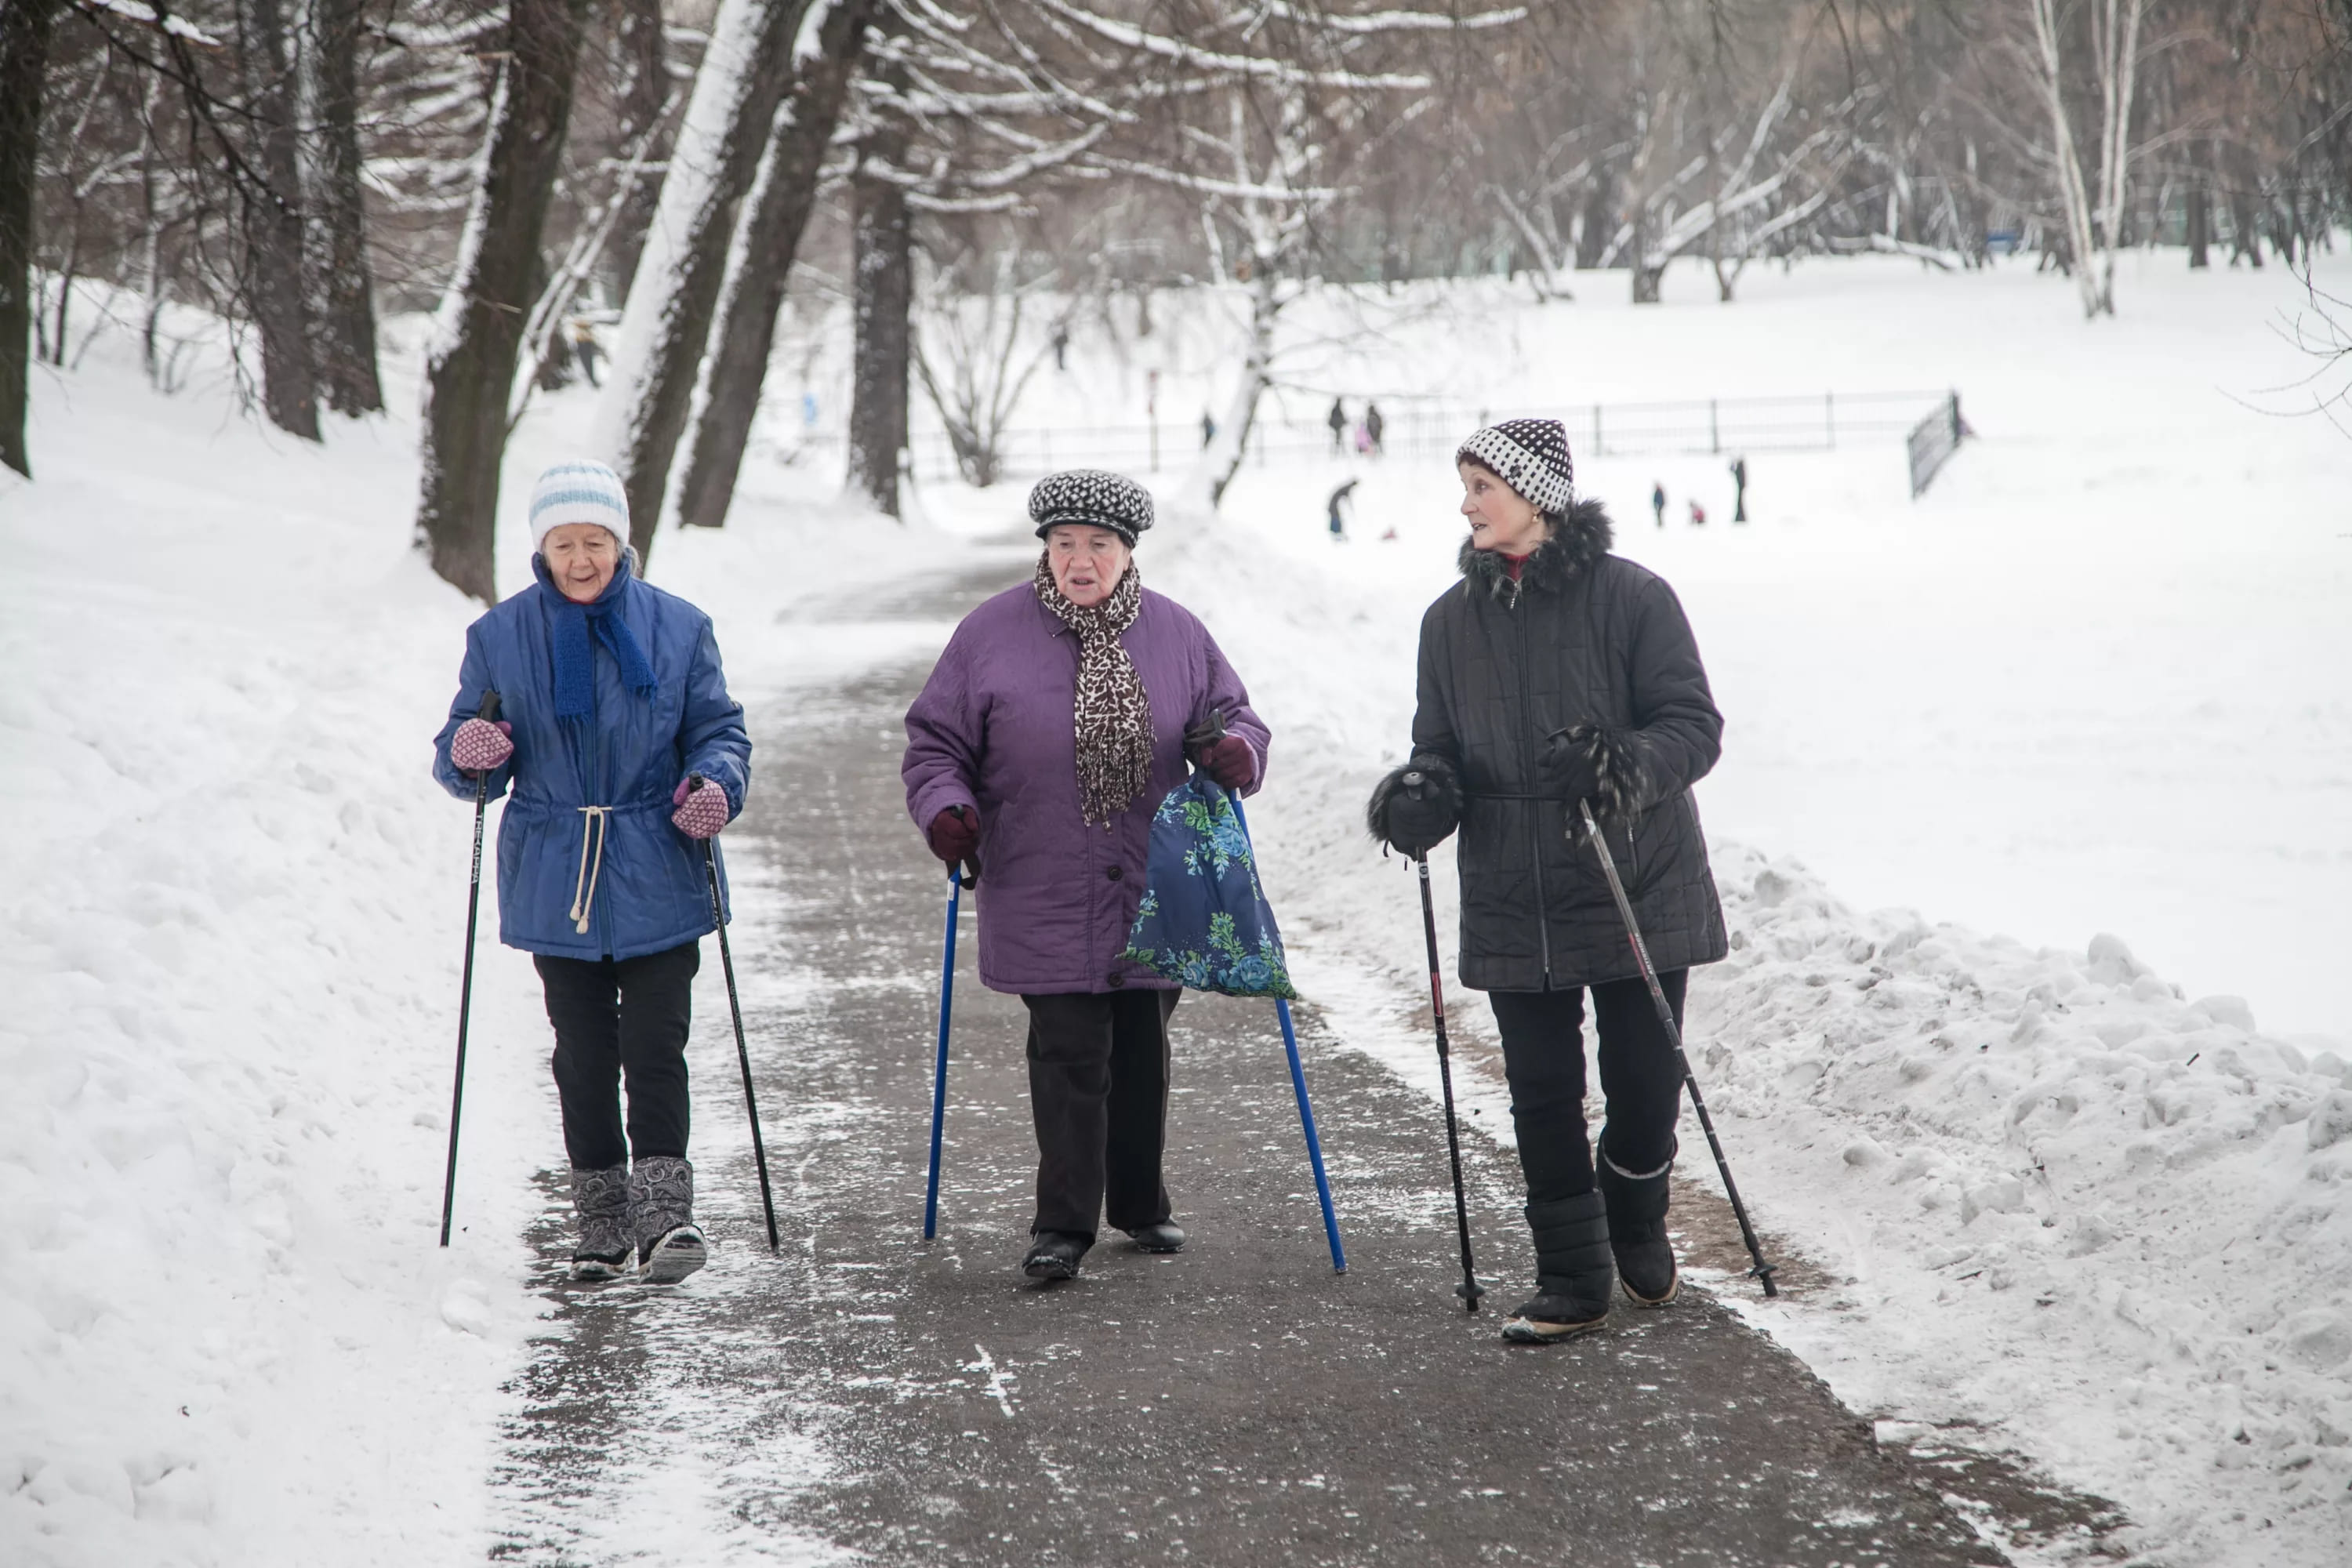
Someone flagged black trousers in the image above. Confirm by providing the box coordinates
[1489,970,1688,1204]
[535,940,700,1171]
[1022,989,1180,1240]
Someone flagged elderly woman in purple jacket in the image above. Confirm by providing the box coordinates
[902,470,1269,1282]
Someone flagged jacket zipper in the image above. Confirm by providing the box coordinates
[1512,588,1554,985]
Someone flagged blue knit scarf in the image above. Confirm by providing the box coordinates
[539,557,658,720]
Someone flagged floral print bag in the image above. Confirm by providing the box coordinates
[1121,776,1300,1000]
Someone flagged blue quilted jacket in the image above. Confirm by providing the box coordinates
[431,555,751,960]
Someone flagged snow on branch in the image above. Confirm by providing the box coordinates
[1256,0,1528,34]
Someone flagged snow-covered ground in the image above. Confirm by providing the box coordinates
[5,247,2348,1564]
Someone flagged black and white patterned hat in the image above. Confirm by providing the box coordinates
[1456,419,1574,513]
[1028,468,1156,546]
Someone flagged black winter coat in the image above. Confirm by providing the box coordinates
[1407,501,1728,992]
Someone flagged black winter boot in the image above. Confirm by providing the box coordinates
[1501,1190,1613,1344]
[630,1156,706,1284]
[568,1165,632,1283]
[1598,1136,1679,1306]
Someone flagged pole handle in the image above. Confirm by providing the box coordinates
[477,689,502,723]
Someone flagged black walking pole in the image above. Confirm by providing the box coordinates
[1576,799,1777,1297]
[1398,769,1484,1311]
[924,851,976,1240]
[441,691,499,1247]
[695,779,779,1252]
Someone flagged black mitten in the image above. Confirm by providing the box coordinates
[1541,724,1646,822]
[1366,757,1462,855]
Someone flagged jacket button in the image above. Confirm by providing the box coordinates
[1106,865,1123,881]
[1107,971,1126,989]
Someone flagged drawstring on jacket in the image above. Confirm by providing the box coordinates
[570,806,612,935]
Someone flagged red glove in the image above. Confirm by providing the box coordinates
[1193,735,1255,792]
[451,717,514,776]
[927,805,979,863]
[670,776,730,839]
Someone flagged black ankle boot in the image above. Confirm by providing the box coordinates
[1597,1135,1679,1306]
[1022,1230,1091,1280]
[1501,1190,1613,1343]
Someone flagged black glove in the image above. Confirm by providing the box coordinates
[1537,728,1602,801]
[1541,724,1644,822]
[1366,758,1461,856]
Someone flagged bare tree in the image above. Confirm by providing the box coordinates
[236,0,319,437]
[415,0,594,603]
[2027,0,2145,317]
[604,0,671,300]
[847,63,914,517]
[677,0,880,532]
[590,0,808,561]
[2,0,66,477]
[306,0,382,414]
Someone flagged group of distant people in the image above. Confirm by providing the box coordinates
[1327,397,1385,459]
[1650,457,1750,528]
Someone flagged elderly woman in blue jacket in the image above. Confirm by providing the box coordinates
[432,459,751,1284]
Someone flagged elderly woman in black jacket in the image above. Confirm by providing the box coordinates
[1368,419,1728,1345]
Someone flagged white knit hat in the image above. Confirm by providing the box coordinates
[529,459,630,553]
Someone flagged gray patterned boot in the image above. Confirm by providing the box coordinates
[629,1155,706,1284]
[568,1165,633,1283]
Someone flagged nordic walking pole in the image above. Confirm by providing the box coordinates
[441,690,500,1247]
[1405,829,1486,1312]
[1577,799,1777,1297]
[1228,793,1346,1275]
[694,779,779,1252]
[924,847,977,1240]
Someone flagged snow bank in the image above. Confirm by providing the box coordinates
[2,324,551,1564]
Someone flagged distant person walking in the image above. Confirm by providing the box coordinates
[1327,478,1358,542]
[1051,322,1070,372]
[1365,402,1385,456]
[1730,456,1748,523]
[1327,397,1348,455]
[571,320,602,389]
[1200,411,1217,449]
[1688,499,1707,528]
[1650,481,1666,529]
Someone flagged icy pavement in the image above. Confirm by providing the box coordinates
[486,562,2123,1565]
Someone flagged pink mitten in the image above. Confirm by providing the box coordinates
[671,776,729,840]
[451,717,514,775]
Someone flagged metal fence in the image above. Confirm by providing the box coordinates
[1906,393,1968,497]
[904,388,1960,486]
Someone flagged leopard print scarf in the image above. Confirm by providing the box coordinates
[1034,552,1155,828]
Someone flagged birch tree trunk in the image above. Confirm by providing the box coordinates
[677,0,877,532]
[589,0,805,561]
[415,0,593,603]
[0,0,61,477]
[237,0,321,439]
[310,0,384,415]
[2030,0,2109,317]
[1187,259,1278,511]
[846,146,913,518]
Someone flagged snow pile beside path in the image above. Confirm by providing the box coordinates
[1695,849,2352,1564]
[2,344,550,1565]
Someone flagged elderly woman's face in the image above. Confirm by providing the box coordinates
[1045,524,1131,608]
[1458,461,1548,555]
[545,523,622,603]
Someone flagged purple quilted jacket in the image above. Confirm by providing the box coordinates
[902,581,1269,994]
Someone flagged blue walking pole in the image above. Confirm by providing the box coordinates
[1228,793,1347,1275]
[924,848,977,1240]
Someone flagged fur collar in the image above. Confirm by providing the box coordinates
[1457,497,1614,599]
